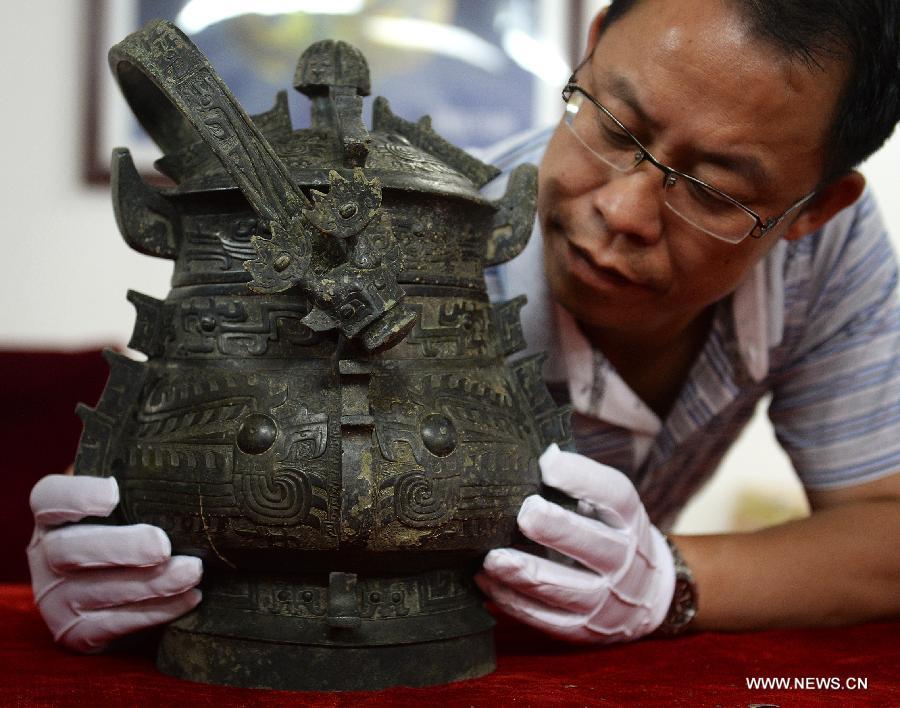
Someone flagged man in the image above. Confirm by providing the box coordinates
[29,0,900,651]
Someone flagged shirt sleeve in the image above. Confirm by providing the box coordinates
[768,190,900,490]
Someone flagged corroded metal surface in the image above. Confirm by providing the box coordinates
[76,20,571,691]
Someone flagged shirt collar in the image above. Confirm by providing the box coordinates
[732,240,787,381]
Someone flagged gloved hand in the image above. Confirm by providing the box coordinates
[27,474,203,653]
[476,444,675,643]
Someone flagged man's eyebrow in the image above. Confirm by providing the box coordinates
[601,72,662,133]
[692,149,773,189]
[600,71,773,189]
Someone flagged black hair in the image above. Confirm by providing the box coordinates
[597,0,900,183]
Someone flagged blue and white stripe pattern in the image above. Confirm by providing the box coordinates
[481,129,900,530]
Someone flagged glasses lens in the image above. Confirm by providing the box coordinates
[564,92,642,173]
[664,178,757,244]
[562,86,759,244]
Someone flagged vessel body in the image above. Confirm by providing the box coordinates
[76,21,570,690]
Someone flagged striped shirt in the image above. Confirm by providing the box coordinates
[481,128,900,530]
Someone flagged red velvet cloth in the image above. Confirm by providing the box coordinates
[0,349,110,582]
[4,585,897,706]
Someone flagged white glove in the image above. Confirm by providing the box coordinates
[27,474,203,653]
[476,444,676,643]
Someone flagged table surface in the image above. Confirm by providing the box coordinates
[4,584,897,707]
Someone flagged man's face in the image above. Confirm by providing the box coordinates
[538,0,845,338]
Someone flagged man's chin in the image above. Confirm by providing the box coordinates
[550,274,662,333]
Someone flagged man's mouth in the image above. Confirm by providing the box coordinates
[567,240,647,289]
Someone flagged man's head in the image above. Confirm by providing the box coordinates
[599,0,900,184]
[538,0,899,346]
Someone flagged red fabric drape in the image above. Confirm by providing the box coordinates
[4,585,897,706]
[0,349,110,582]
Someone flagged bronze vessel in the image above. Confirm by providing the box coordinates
[76,20,571,691]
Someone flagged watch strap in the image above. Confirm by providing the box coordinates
[655,536,698,636]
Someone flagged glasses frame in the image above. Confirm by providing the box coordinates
[562,79,818,243]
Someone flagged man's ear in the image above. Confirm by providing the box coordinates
[582,8,611,63]
[784,170,866,241]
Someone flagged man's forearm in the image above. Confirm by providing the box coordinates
[673,499,900,631]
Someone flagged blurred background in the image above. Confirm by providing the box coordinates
[0,0,897,569]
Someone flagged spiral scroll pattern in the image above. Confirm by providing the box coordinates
[394,471,453,528]
[240,467,311,525]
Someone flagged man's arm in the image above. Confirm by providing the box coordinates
[675,471,900,631]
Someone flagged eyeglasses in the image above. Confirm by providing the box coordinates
[561,82,818,244]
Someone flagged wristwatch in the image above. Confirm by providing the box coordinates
[655,536,698,636]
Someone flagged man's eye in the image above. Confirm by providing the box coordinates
[688,182,735,212]
[600,123,633,148]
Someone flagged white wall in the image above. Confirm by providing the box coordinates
[0,1,171,350]
[2,2,897,532]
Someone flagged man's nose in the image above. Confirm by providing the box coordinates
[590,167,664,245]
